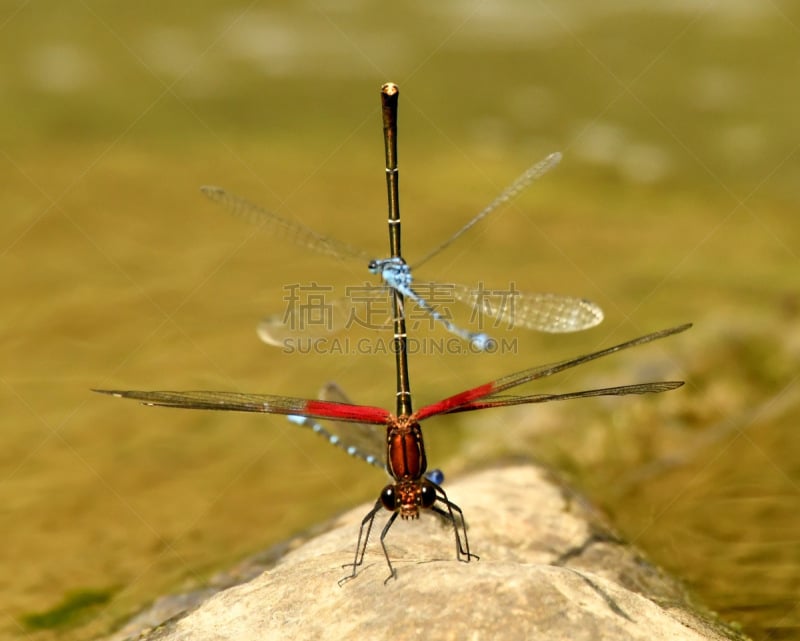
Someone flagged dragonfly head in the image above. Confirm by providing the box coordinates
[380,480,437,520]
[367,257,409,281]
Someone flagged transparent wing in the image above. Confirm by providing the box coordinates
[93,389,391,424]
[201,186,371,262]
[450,284,603,333]
[256,280,603,347]
[256,287,394,346]
[412,152,562,269]
[257,297,355,346]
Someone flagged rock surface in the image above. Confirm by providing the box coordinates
[117,465,744,641]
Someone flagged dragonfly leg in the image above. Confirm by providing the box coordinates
[338,500,382,586]
[379,511,401,585]
[430,486,480,564]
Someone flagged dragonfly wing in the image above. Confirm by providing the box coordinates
[414,323,691,420]
[412,152,562,269]
[257,297,352,347]
[437,381,684,414]
[451,284,603,333]
[287,383,387,472]
[201,186,370,262]
[256,288,394,347]
[93,389,391,424]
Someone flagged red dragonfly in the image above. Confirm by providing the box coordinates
[94,321,690,583]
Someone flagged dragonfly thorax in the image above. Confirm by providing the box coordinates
[386,416,427,481]
[368,257,412,290]
[380,480,437,519]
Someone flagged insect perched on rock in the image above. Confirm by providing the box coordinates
[96,83,690,583]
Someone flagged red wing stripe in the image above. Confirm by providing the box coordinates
[304,400,391,423]
[414,324,691,420]
[415,382,494,421]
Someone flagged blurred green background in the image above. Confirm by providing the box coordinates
[2,2,799,640]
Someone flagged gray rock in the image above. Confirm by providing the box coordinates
[120,465,744,641]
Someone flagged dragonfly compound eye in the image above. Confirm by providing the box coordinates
[380,485,398,511]
[420,483,437,509]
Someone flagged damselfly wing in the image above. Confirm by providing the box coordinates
[203,152,603,351]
